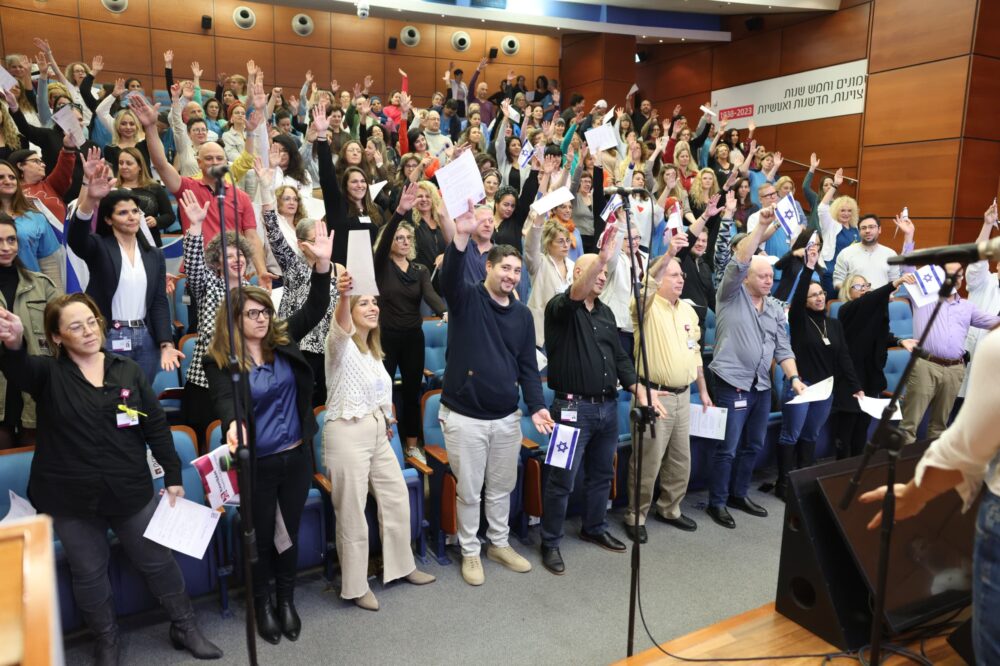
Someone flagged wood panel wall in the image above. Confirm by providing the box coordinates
[612,0,1000,252]
[0,0,561,109]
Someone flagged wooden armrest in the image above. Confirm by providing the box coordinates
[313,472,332,494]
[158,388,184,401]
[423,368,435,378]
[173,319,184,329]
[405,456,433,475]
[881,390,894,398]
[424,444,448,465]
[521,437,539,451]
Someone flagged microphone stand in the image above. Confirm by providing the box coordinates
[214,172,258,666]
[837,268,958,666]
[620,189,658,657]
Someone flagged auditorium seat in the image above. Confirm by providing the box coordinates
[888,298,913,340]
[178,333,198,380]
[882,347,910,398]
[827,299,842,319]
[702,308,716,355]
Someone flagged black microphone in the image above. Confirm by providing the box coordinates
[205,164,230,179]
[886,237,1000,266]
[603,187,648,196]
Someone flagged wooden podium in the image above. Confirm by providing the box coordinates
[0,515,61,665]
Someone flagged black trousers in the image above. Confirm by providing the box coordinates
[302,350,326,410]
[832,408,871,459]
[381,326,425,440]
[250,444,313,600]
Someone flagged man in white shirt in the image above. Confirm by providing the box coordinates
[961,202,1000,398]
[599,223,646,362]
[832,214,901,290]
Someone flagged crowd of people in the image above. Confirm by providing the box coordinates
[0,34,998,664]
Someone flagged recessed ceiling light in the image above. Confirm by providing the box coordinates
[481,18,486,22]
[659,39,663,43]
[681,37,686,41]
[642,35,646,38]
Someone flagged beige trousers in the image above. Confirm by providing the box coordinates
[624,389,692,526]
[899,357,965,444]
[323,412,415,600]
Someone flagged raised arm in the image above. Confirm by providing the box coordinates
[569,221,618,301]
[130,94,181,193]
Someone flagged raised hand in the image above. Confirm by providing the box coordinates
[336,269,353,295]
[246,59,257,77]
[169,81,181,102]
[301,220,333,273]
[453,198,479,236]
[91,55,104,76]
[32,37,52,56]
[893,212,915,237]
[311,101,330,134]
[180,80,195,101]
[253,155,274,191]
[163,50,174,67]
[399,91,412,116]
[180,189,210,234]
[986,199,999,228]
[112,77,126,99]
[191,61,203,79]
[772,151,784,171]
[833,167,844,188]
[725,189,737,213]
[804,243,819,269]
[397,68,407,78]
[86,160,117,201]
[128,94,160,128]
[759,204,775,226]
[0,308,24,350]
[395,182,419,214]
[705,192,723,217]
[666,231,689,257]
[600,221,620,264]
[747,119,756,133]
[810,152,820,170]
[304,69,314,84]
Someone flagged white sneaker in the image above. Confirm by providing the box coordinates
[462,555,485,586]
[487,545,532,573]
[405,446,427,465]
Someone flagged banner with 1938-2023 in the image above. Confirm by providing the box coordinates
[710,59,868,129]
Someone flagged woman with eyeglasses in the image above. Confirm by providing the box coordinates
[817,168,860,296]
[832,270,917,459]
[205,219,333,645]
[770,244,863,499]
[373,183,446,462]
[525,209,575,349]
[0,293,223,664]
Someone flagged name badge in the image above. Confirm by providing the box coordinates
[822,337,831,346]
[111,338,132,352]
[734,399,748,410]
[358,215,372,225]
[117,411,139,428]
[687,339,697,350]
[561,410,578,423]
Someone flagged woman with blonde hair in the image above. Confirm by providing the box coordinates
[0,101,22,163]
[525,212,575,347]
[205,219,333,645]
[817,168,860,294]
[673,140,698,191]
[98,79,150,170]
[410,180,449,279]
[323,269,436,612]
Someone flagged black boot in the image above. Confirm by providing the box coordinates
[160,592,224,659]
[797,440,816,469]
[254,595,282,645]
[774,445,796,501]
[83,599,120,666]
[834,437,848,460]
[276,590,301,641]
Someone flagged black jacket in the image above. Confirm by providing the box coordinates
[0,347,180,518]
[836,281,900,410]
[204,267,331,455]
[66,209,172,345]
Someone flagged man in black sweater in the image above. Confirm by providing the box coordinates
[439,200,554,587]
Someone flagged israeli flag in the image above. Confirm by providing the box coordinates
[517,143,536,170]
[544,423,580,470]
[665,199,683,231]
[775,193,800,238]
[915,264,945,297]
[600,193,623,222]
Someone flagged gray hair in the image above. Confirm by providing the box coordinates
[295,218,319,242]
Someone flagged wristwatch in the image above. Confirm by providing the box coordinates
[789,375,801,383]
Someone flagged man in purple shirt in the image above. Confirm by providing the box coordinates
[467,58,496,128]
[899,260,1000,443]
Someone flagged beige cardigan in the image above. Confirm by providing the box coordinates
[525,223,574,348]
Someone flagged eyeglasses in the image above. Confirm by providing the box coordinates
[393,235,412,243]
[22,158,44,165]
[66,318,101,334]
[761,191,777,198]
[244,308,272,321]
[850,282,872,291]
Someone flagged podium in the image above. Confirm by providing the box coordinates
[0,515,62,665]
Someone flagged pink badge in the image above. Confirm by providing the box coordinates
[120,388,131,399]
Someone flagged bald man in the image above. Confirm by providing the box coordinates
[132,94,269,288]
[706,208,806,529]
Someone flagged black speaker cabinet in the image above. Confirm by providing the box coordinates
[388,37,398,50]
[775,456,874,650]
[489,47,498,59]
[201,15,212,30]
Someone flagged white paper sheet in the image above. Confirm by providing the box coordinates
[584,123,618,154]
[0,66,18,93]
[786,376,834,405]
[346,229,379,295]
[301,196,326,221]
[627,84,640,97]
[435,149,486,220]
[904,265,945,309]
[138,215,156,248]
[506,107,521,124]
[535,348,547,371]
[856,395,902,420]
[545,424,580,470]
[52,104,86,147]
[689,404,728,440]
[602,106,616,125]
[1,490,37,523]
[142,494,221,559]
[529,186,574,217]
[699,104,717,117]
[368,180,388,202]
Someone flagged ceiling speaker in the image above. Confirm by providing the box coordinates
[400,25,421,47]
[100,0,128,12]
[292,14,314,37]
[451,31,471,52]
[233,6,257,30]
[500,35,520,56]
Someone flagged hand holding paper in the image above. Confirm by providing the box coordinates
[786,376,834,404]
[435,150,486,220]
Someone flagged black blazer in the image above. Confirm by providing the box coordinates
[204,267,331,455]
[66,209,172,345]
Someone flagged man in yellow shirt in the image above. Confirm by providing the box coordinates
[624,236,713,543]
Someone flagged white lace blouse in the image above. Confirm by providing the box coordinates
[324,321,393,421]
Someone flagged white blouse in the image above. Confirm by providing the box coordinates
[916,327,1000,510]
[111,243,146,321]
[324,321,393,421]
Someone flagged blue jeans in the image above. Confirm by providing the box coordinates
[710,380,770,508]
[541,399,618,547]
[974,489,1000,663]
[106,324,159,384]
[778,381,833,448]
